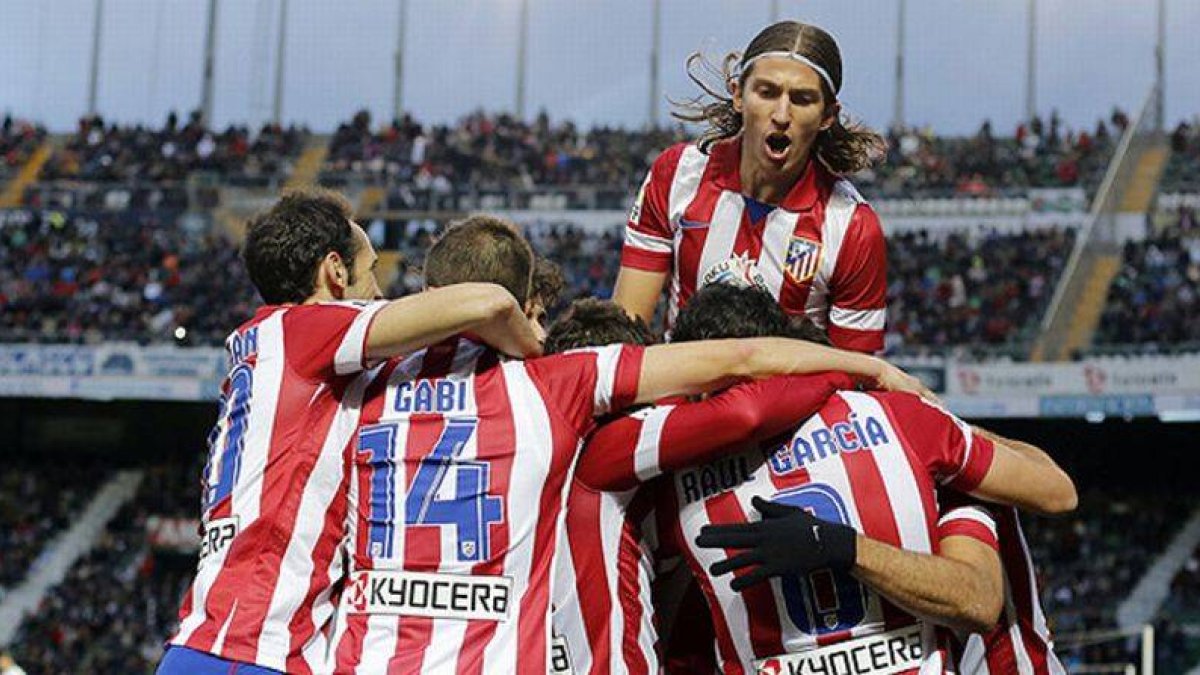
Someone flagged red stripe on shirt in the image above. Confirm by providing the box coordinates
[455,355,517,675]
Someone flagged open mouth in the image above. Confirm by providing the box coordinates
[764,132,791,160]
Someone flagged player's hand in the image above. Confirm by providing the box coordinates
[873,360,941,405]
[694,496,857,592]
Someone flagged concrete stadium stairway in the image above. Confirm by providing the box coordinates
[284,136,329,190]
[0,140,54,207]
[0,470,144,647]
[1033,141,1169,362]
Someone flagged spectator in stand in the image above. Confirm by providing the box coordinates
[1096,207,1200,350]
[885,227,1075,357]
[0,209,257,346]
[0,463,106,602]
[324,109,686,191]
[1,115,46,178]
[857,113,1117,199]
[38,112,307,184]
[9,462,200,674]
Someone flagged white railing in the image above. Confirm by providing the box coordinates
[1038,84,1160,337]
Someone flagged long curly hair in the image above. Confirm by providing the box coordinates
[671,21,885,175]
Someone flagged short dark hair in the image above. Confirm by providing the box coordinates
[671,283,791,342]
[544,298,654,354]
[531,257,566,310]
[424,215,534,306]
[242,188,359,304]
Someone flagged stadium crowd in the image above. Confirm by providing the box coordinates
[8,463,196,674]
[1,115,46,179]
[1164,118,1200,194]
[324,110,684,191]
[0,462,109,602]
[1095,207,1200,350]
[0,209,255,346]
[858,111,1120,199]
[884,227,1075,357]
[1028,488,1198,671]
[38,113,306,184]
[321,109,1117,200]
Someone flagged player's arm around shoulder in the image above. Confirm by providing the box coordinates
[852,532,1003,635]
[633,337,934,405]
[968,426,1078,516]
[365,282,542,361]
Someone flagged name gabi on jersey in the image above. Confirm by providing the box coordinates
[346,570,512,622]
[392,378,469,414]
[680,455,755,505]
[769,413,890,476]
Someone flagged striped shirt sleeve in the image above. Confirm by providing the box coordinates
[283,300,388,380]
[577,373,854,491]
[879,392,996,491]
[619,144,685,273]
[827,204,887,353]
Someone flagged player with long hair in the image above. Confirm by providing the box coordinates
[615,20,887,352]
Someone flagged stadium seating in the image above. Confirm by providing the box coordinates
[0,115,45,180]
[1163,120,1200,194]
[0,209,255,346]
[858,114,1118,199]
[0,462,109,602]
[36,113,306,186]
[7,463,196,674]
[884,227,1076,358]
[1026,488,1196,671]
[1094,207,1200,351]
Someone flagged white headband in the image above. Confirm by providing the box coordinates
[739,51,838,96]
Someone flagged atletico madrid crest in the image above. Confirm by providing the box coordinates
[784,236,822,284]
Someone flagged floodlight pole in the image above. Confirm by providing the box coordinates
[1155,0,1165,131]
[1025,0,1037,121]
[87,0,104,115]
[201,0,219,125]
[893,0,906,129]
[648,0,661,126]
[272,0,289,125]
[770,0,780,23]
[393,0,408,121]
[515,0,529,119]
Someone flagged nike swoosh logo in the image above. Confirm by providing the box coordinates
[678,218,709,230]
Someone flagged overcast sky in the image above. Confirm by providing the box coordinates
[1,0,1196,135]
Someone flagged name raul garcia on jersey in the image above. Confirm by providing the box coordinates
[677,412,894,505]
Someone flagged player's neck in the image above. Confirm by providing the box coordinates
[740,149,808,205]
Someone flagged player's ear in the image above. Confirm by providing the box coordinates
[820,101,841,132]
[321,251,349,298]
[730,78,744,114]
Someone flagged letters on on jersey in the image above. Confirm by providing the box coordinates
[755,625,923,675]
[677,412,892,505]
[345,570,513,622]
[199,516,238,560]
[768,412,891,476]
[388,377,470,415]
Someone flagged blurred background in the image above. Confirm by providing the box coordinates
[0,1,1198,673]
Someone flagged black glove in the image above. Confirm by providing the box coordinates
[694,496,857,592]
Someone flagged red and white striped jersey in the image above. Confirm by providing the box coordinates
[940,498,1067,675]
[553,374,854,675]
[620,139,888,352]
[552,481,661,675]
[171,301,386,674]
[330,337,644,674]
[660,390,996,675]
